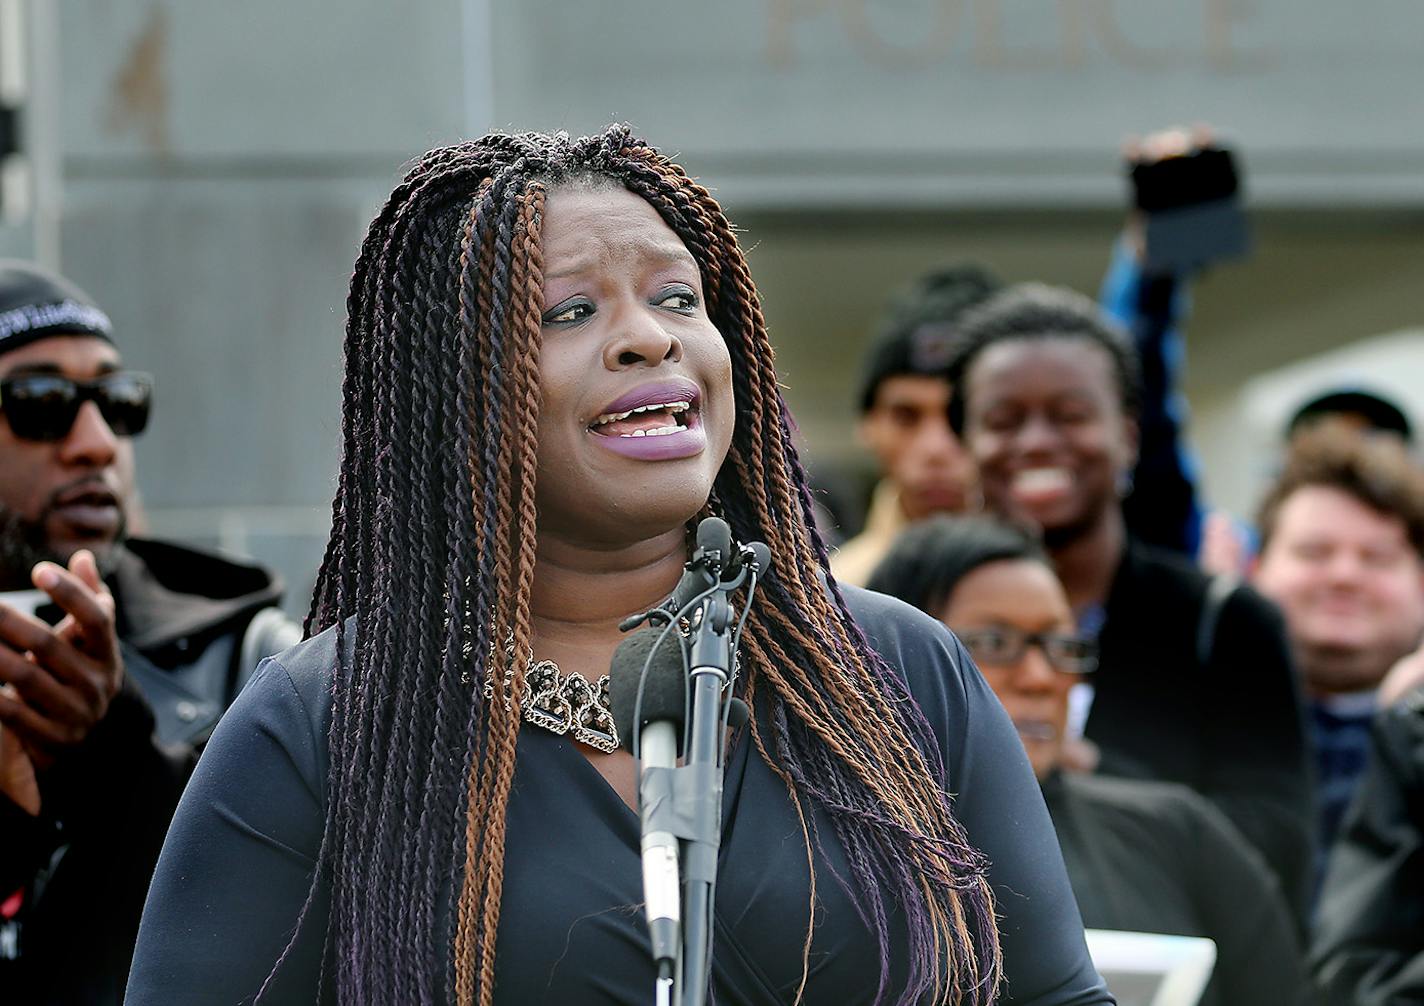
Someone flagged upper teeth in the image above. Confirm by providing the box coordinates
[591,400,691,427]
[1013,468,1072,491]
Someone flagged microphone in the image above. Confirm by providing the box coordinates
[673,519,771,612]
[610,628,688,749]
[618,519,772,632]
[611,518,770,1006]
[610,629,751,745]
[670,517,733,612]
[730,540,772,581]
[609,629,687,974]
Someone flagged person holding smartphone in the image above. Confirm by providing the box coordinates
[0,261,298,1004]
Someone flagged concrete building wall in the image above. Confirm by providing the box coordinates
[35,1,475,609]
[0,2,1416,612]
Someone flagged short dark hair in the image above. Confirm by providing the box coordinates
[857,264,1001,413]
[945,282,1142,436]
[1257,421,1424,557]
[867,515,1046,616]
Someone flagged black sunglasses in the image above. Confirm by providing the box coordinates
[953,626,1098,676]
[0,371,154,442]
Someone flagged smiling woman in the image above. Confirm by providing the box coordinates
[124,128,1109,1006]
[945,281,1315,925]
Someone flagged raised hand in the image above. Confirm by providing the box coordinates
[0,550,122,772]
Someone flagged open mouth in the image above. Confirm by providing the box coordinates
[588,379,702,439]
[1009,467,1073,505]
[589,399,696,438]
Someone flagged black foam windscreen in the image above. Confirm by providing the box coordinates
[609,628,687,751]
[696,516,732,561]
[737,541,772,581]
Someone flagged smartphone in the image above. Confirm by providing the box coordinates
[1131,146,1251,272]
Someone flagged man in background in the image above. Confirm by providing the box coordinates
[0,260,299,1003]
[831,264,1000,585]
[1252,424,1424,889]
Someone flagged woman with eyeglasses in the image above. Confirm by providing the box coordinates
[869,515,1314,1006]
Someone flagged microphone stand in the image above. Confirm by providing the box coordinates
[678,588,734,1006]
[623,520,768,1006]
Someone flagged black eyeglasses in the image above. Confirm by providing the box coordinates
[953,626,1098,676]
[0,372,153,442]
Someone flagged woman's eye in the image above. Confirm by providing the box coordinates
[965,629,1009,659]
[1050,397,1099,425]
[981,631,1011,655]
[979,408,1021,432]
[655,286,698,311]
[543,300,593,325]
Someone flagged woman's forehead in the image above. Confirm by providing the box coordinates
[973,337,1116,394]
[541,186,695,277]
[947,559,1073,621]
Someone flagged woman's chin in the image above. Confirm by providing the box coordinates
[544,486,715,546]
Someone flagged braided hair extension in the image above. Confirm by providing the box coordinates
[297,126,1001,1006]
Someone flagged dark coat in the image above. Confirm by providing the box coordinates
[1045,771,1313,1006]
[1312,689,1424,1005]
[0,538,298,1005]
[1087,538,1316,922]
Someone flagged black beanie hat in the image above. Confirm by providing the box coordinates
[1287,388,1414,445]
[857,264,1001,413]
[0,260,113,357]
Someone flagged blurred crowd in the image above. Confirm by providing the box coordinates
[836,128,1424,1006]
[0,124,1421,1005]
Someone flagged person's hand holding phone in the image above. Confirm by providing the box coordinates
[1123,123,1251,273]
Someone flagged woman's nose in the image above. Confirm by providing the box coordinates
[603,302,681,369]
[1010,645,1060,692]
[1013,413,1061,454]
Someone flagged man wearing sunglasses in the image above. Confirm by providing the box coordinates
[0,260,299,1004]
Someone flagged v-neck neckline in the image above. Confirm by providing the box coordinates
[547,721,754,847]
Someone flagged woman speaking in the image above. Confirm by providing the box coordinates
[125,127,1108,1005]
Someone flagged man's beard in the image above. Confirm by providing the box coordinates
[0,501,126,587]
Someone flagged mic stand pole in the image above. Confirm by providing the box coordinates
[677,590,733,1006]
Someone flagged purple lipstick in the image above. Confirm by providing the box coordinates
[587,378,706,462]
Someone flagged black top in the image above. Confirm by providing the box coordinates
[1087,539,1315,921]
[1312,689,1424,1005]
[1044,771,1312,1006]
[126,587,1112,1005]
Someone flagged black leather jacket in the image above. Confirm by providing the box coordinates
[0,538,300,1004]
[1312,688,1424,1005]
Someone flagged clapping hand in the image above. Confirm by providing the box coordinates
[0,550,122,814]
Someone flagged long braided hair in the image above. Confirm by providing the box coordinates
[299,125,1002,1006]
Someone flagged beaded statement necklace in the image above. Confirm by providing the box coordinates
[483,570,714,754]
[483,656,620,753]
